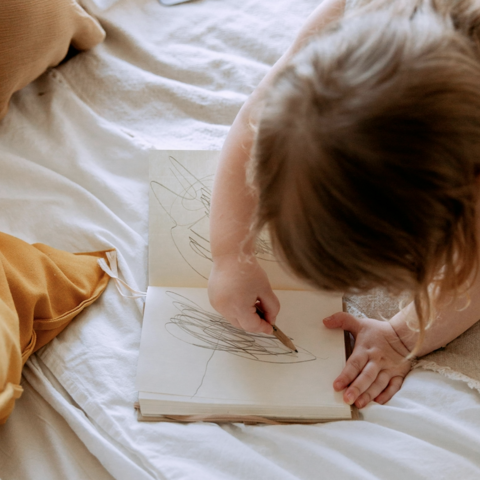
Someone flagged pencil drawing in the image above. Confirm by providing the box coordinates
[192,342,217,397]
[150,155,276,280]
[164,291,317,364]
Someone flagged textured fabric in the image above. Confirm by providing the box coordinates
[0,232,111,424]
[415,320,480,392]
[0,0,105,119]
[344,289,408,321]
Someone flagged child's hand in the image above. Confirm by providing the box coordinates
[323,313,412,409]
[208,254,280,335]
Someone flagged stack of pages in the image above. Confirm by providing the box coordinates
[136,150,352,422]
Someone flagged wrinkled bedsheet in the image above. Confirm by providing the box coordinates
[0,0,479,478]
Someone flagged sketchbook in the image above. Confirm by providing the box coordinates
[136,150,352,422]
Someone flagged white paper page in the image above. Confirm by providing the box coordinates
[149,150,308,289]
[137,287,347,412]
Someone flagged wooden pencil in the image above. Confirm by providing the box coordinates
[255,305,298,352]
[272,324,298,353]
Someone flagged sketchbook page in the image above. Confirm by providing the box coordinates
[136,287,349,418]
[148,150,309,289]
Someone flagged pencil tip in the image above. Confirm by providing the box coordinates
[295,349,298,353]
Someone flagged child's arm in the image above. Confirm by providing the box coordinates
[324,225,480,409]
[209,0,346,334]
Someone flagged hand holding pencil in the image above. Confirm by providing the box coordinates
[208,255,281,335]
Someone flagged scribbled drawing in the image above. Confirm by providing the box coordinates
[150,156,276,280]
[164,291,317,364]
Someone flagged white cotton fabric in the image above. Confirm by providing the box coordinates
[0,0,479,479]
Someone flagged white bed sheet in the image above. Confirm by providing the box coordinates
[0,0,479,479]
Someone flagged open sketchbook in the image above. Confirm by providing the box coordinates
[136,150,352,423]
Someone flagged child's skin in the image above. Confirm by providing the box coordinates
[208,0,480,409]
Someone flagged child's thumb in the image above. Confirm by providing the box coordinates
[323,312,361,335]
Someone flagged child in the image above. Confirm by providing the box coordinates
[208,0,480,410]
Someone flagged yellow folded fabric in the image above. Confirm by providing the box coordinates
[0,0,105,119]
[0,232,112,424]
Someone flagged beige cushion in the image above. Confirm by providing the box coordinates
[0,0,105,119]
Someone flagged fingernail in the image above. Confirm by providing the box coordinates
[334,381,343,390]
[356,400,364,409]
[345,391,354,405]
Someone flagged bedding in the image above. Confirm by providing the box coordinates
[0,0,479,479]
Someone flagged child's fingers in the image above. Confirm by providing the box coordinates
[342,361,381,405]
[333,351,369,392]
[257,290,281,325]
[374,376,404,405]
[354,370,391,408]
[237,309,273,335]
[323,312,362,337]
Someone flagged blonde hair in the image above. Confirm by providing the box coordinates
[250,0,480,353]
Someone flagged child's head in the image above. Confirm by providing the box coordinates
[250,0,480,337]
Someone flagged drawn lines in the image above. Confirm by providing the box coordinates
[164,291,317,364]
[150,156,276,280]
[191,341,218,397]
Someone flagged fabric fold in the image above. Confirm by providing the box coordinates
[0,232,113,424]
